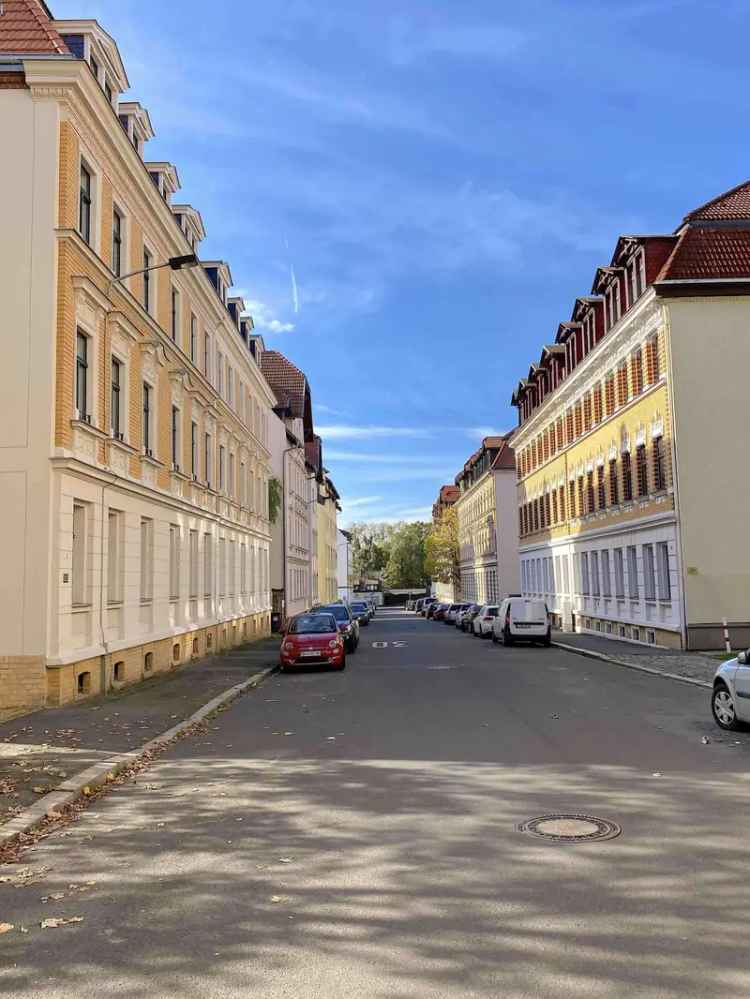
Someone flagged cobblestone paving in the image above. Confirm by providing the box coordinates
[553,632,730,686]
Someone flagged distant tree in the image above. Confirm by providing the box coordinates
[383,521,430,589]
[425,508,460,590]
[349,523,392,582]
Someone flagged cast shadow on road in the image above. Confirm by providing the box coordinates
[2,749,750,998]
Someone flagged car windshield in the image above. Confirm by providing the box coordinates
[289,614,337,635]
[351,603,367,612]
[319,605,350,622]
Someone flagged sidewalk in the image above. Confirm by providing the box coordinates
[552,631,728,687]
[0,637,280,829]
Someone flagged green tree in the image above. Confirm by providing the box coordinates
[425,508,460,590]
[383,521,430,589]
[349,522,392,582]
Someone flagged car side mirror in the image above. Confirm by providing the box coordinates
[738,650,749,665]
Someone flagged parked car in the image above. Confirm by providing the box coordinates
[457,604,480,630]
[312,603,360,652]
[280,613,346,671]
[426,600,441,619]
[473,604,499,637]
[421,597,437,617]
[444,602,469,624]
[366,598,377,617]
[712,649,750,730]
[349,601,371,626]
[492,597,551,646]
[432,603,450,621]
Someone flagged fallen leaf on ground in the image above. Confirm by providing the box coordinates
[270,895,290,903]
[41,892,66,903]
[40,916,84,928]
[278,858,293,864]
[32,786,48,794]
[0,923,14,934]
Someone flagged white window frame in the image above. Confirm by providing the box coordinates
[169,524,181,601]
[72,501,90,607]
[107,508,124,605]
[140,517,154,603]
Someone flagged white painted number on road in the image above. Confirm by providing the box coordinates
[393,641,407,648]
[371,641,409,649]
[372,642,388,648]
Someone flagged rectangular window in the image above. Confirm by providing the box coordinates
[169,525,181,600]
[627,545,639,599]
[189,530,199,599]
[636,444,648,497]
[657,542,671,601]
[577,476,585,516]
[89,53,99,80]
[609,458,619,506]
[112,208,122,276]
[581,552,590,595]
[219,537,226,596]
[228,452,235,498]
[569,480,576,519]
[190,315,198,363]
[643,544,656,601]
[646,335,660,384]
[205,433,212,488]
[191,421,198,477]
[586,470,595,514]
[219,445,226,491]
[597,465,606,510]
[229,540,236,596]
[142,383,152,454]
[601,549,611,597]
[76,331,88,419]
[653,435,665,491]
[227,366,234,407]
[604,374,615,416]
[171,287,179,342]
[617,364,629,407]
[591,551,600,596]
[240,543,247,595]
[140,517,153,602]
[614,548,625,598]
[143,246,152,312]
[622,451,633,502]
[79,164,92,244]
[107,509,123,604]
[631,348,644,395]
[203,533,212,597]
[203,333,211,379]
[72,502,88,606]
[111,357,121,437]
[171,405,179,468]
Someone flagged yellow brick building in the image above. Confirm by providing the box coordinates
[511,184,750,650]
[316,475,340,606]
[0,9,276,719]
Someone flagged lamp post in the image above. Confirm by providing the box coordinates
[107,252,199,298]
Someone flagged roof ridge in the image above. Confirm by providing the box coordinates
[683,178,750,223]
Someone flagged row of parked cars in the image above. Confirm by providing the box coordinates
[278,598,377,671]
[409,595,551,646]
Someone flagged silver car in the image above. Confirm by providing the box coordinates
[712,649,750,730]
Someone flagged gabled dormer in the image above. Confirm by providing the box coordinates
[145,162,180,204]
[53,19,129,107]
[171,205,206,251]
[117,101,154,158]
[202,261,233,307]
[611,235,678,308]
[591,266,628,333]
[248,333,266,362]
[227,297,245,329]
[239,315,255,346]
[571,296,605,355]
[541,344,566,390]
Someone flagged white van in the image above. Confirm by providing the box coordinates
[492,598,551,646]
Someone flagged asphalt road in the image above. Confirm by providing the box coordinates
[3,609,750,998]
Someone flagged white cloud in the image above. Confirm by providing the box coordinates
[243,299,295,334]
[315,404,346,417]
[465,426,509,440]
[318,425,432,440]
[325,449,442,464]
[341,496,383,509]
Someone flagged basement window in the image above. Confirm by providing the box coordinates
[144,652,153,672]
[172,643,181,663]
[77,672,91,695]
[113,661,124,683]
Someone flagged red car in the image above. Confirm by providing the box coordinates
[279,613,346,671]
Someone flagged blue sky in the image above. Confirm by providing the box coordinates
[54,0,750,525]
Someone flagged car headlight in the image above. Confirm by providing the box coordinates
[328,639,340,649]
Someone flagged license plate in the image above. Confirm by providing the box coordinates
[300,650,321,658]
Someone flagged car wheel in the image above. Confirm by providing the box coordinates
[491,630,498,644]
[337,656,347,671]
[712,682,742,730]
[502,626,514,647]
[542,629,552,647]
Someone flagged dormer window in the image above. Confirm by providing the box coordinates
[89,53,99,81]
[104,81,112,104]
[627,250,646,305]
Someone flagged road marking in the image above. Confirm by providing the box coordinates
[371,641,409,649]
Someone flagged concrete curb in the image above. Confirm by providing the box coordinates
[0,665,277,850]
[552,641,712,690]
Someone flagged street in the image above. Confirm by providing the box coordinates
[3,608,750,998]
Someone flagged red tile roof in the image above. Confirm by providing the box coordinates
[438,485,459,504]
[305,435,322,472]
[683,179,750,222]
[259,351,309,419]
[658,227,750,282]
[491,438,516,471]
[0,0,69,55]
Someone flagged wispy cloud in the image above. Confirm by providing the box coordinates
[318,425,433,440]
[465,426,509,440]
[325,450,442,464]
[341,496,383,509]
[243,299,295,334]
[315,404,347,417]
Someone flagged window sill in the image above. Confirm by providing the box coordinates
[71,603,92,612]
[108,435,137,453]
[140,598,153,606]
[141,452,163,468]
[107,600,123,608]
[72,419,108,440]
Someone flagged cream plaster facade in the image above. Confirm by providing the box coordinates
[0,35,275,719]
[315,479,339,605]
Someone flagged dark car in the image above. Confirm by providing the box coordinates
[313,604,359,653]
[349,601,371,626]
[432,603,449,621]
[426,600,440,619]
[280,613,345,671]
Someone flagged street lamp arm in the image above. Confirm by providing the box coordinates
[107,253,199,297]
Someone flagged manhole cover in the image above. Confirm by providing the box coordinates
[518,813,621,843]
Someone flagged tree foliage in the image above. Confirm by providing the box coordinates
[425,508,460,589]
[268,477,283,524]
[347,520,430,589]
